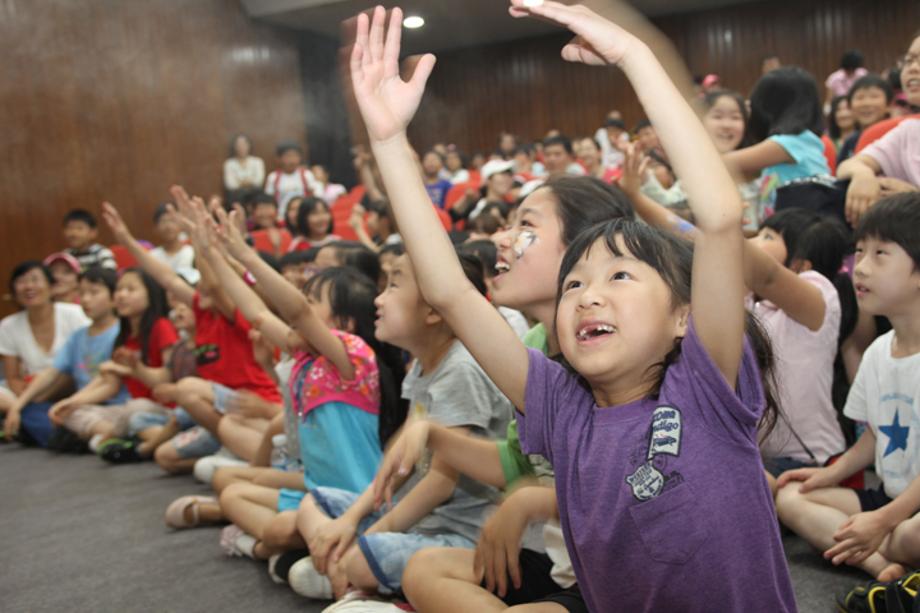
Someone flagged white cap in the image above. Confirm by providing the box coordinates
[480,159,515,182]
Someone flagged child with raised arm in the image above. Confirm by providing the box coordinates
[776,194,920,583]
[348,3,795,611]
[101,197,283,462]
[170,201,399,562]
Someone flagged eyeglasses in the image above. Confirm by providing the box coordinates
[898,54,920,70]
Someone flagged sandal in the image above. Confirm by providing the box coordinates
[838,570,920,613]
[164,495,217,529]
[100,438,143,464]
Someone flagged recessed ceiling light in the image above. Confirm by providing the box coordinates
[403,15,424,29]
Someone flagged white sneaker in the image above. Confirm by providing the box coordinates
[289,556,334,600]
[321,591,403,612]
[193,449,246,484]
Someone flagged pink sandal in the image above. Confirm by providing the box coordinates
[164,495,217,528]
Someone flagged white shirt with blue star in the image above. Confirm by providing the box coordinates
[845,331,920,498]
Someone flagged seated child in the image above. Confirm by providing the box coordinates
[292,251,512,600]
[264,141,322,222]
[3,267,123,447]
[776,194,920,582]
[150,203,196,276]
[43,252,82,304]
[62,208,117,271]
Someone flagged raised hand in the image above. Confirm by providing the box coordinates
[619,143,649,196]
[101,202,133,244]
[213,207,251,260]
[508,0,638,67]
[350,6,436,143]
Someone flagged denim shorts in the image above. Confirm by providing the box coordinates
[212,382,239,413]
[127,408,197,436]
[311,486,475,594]
[169,426,221,459]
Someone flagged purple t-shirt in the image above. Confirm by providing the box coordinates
[519,321,796,612]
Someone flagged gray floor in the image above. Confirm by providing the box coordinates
[1,444,867,612]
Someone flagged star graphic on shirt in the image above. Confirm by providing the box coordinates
[879,411,910,458]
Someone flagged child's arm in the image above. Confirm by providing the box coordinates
[3,367,68,439]
[511,0,746,384]
[837,155,883,225]
[365,456,459,535]
[2,356,27,396]
[48,375,122,425]
[348,205,381,253]
[212,206,356,380]
[776,427,876,492]
[722,140,795,182]
[373,419,506,506]
[621,147,827,331]
[251,411,285,467]
[100,202,195,306]
[351,8,529,410]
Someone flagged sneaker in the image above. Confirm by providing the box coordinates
[100,438,143,464]
[193,449,247,484]
[269,549,310,584]
[289,556,334,599]
[46,427,89,454]
[321,591,404,612]
[220,524,257,558]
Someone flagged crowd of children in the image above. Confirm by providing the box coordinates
[3,1,920,611]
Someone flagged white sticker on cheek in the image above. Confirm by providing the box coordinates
[513,230,537,259]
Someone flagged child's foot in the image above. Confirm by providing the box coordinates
[100,438,143,464]
[164,495,218,529]
[220,524,257,558]
[877,562,908,582]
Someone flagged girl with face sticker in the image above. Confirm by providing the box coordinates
[350,3,792,612]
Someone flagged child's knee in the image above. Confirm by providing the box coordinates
[154,443,182,474]
[343,546,379,591]
[892,519,920,558]
[774,482,807,520]
[402,549,438,597]
[212,466,237,493]
[219,482,246,510]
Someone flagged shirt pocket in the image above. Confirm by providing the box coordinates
[628,482,708,565]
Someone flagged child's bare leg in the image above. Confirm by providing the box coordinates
[776,484,895,578]
[138,420,180,456]
[176,377,221,435]
[874,514,920,581]
[342,544,380,592]
[295,494,334,543]
[403,548,509,613]
[217,415,267,462]
[154,442,197,475]
[213,466,278,494]
[89,420,116,442]
[219,482,280,560]
[261,510,307,556]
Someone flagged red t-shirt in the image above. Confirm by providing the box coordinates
[856,115,920,153]
[192,293,282,403]
[123,318,179,399]
[821,134,838,175]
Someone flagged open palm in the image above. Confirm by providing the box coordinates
[350,6,436,143]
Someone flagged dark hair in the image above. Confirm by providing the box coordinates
[457,240,498,279]
[457,252,489,297]
[303,267,407,446]
[513,144,535,158]
[279,250,311,270]
[702,89,751,149]
[63,208,97,228]
[114,269,168,363]
[251,192,277,208]
[605,118,627,130]
[827,96,850,140]
[9,261,53,300]
[228,133,252,158]
[295,197,333,239]
[275,141,303,157]
[748,67,823,141]
[841,50,865,71]
[536,176,635,247]
[79,266,118,296]
[847,74,895,105]
[319,241,380,284]
[542,134,573,155]
[556,219,780,435]
[284,196,305,233]
[855,193,920,270]
[378,242,404,260]
[153,203,174,224]
[634,118,653,133]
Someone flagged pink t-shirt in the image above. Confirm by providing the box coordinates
[290,329,380,419]
[825,67,868,97]
[753,271,846,463]
[861,119,920,189]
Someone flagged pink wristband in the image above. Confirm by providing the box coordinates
[243,271,257,286]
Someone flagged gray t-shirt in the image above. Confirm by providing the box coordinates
[398,340,513,542]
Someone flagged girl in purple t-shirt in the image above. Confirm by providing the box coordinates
[347,2,797,611]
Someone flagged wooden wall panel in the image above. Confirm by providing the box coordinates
[0,0,306,314]
[408,0,920,155]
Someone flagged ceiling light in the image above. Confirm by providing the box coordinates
[403,15,424,29]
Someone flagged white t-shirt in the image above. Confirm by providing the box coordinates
[264,168,323,220]
[755,271,845,463]
[498,307,530,340]
[223,156,266,191]
[151,244,196,274]
[0,303,91,377]
[844,331,920,498]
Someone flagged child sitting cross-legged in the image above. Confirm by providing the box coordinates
[345,3,796,610]
[776,193,920,583]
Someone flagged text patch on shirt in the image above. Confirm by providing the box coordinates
[627,405,683,501]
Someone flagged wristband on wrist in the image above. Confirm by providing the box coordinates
[243,271,257,287]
